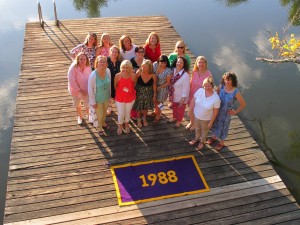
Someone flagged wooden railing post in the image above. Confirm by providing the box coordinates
[37,1,44,28]
[53,0,59,27]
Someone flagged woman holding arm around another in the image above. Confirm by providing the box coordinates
[88,56,111,135]
[186,56,212,131]
[208,72,246,151]
[188,77,220,151]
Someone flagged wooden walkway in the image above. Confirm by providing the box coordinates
[4,16,300,225]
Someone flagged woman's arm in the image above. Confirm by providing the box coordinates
[152,74,157,101]
[208,108,219,129]
[229,91,246,115]
[88,72,96,108]
[114,73,120,91]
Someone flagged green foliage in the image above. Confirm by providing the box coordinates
[73,0,108,18]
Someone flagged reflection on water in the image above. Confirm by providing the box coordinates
[0,79,17,131]
[212,42,262,89]
[0,0,300,223]
[281,0,300,25]
[73,0,108,17]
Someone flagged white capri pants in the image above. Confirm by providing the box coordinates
[115,100,135,124]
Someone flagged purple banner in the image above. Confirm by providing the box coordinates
[111,156,209,205]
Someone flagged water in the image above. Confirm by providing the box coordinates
[1,0,299,223]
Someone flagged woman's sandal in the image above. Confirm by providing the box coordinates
[185,122,192,130]
[207,137,216,145]
[189,139,198,145]
[215,143,225,151]
[99,130,105,136]
[143,118,148,126]
[103,124,110,130]
[137,119,142,128]
[117,127,122,135]
[106,107,112,115]
[125,127,130,134]
[196,143,204,151]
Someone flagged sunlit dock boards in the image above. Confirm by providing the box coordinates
[4,16,300,225]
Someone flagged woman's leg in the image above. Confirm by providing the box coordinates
[174,103,186,127]
[95,103,105,131]
[137,110,142,127]
[142,110,148,126]
[124,100,135,133]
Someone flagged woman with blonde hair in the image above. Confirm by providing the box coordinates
[106,45,122,115]
[88,56,111,135]
[67,52,92,124]
[144,32,161,63]
[168,40,191,69]
[189,77,220,150]
[70,32,98,69]
[133,60,157,127]
[96,33,113,57]
[114,60,137,135]
[186,56,213,130]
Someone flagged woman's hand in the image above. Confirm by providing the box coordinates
[93,104,97,109]
[227,109,236,115]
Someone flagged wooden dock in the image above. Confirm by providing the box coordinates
[4,16,300,224]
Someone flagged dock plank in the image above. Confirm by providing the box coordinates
[4,16,300,225]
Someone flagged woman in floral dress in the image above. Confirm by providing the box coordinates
[209,72,246,151]
[153,55,172,122]
[133,60,157,128]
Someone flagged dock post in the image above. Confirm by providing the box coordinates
[37,1,44,28]
[53,0,59,27]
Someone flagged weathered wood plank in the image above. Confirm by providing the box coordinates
[4,15,299,225]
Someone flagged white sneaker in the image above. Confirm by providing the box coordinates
[77,116,83,125]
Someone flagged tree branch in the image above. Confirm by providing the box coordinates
[256,57,300,64]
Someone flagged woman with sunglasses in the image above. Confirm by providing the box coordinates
[168,40,191,70]
[130,46,145,73]
[70,32,98,70]
[168,56,190,128]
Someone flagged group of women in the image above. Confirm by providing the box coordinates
[67,31,246,151]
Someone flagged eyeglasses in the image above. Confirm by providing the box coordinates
[159,61,167,63]
[177,46,184,49]
[138,51,144,53]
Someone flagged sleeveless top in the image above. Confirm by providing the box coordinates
[100,47,110,57]
[95,71,110,103]
[115,76,136,103]
[137,75,153,87]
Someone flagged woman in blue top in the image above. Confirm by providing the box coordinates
[88,56,111,135]
[208,72,246,151]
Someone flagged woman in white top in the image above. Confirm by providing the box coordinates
[168,56,190,128]
[188,77,220,150]
[119,35,137,60]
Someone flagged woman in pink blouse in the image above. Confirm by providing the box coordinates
[186,56,212,130]
[68,52,92,124]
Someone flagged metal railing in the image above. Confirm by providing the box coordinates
[37,0,59,28]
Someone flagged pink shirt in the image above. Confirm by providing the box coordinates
[189,70,212,103]
[68,63,92,97]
